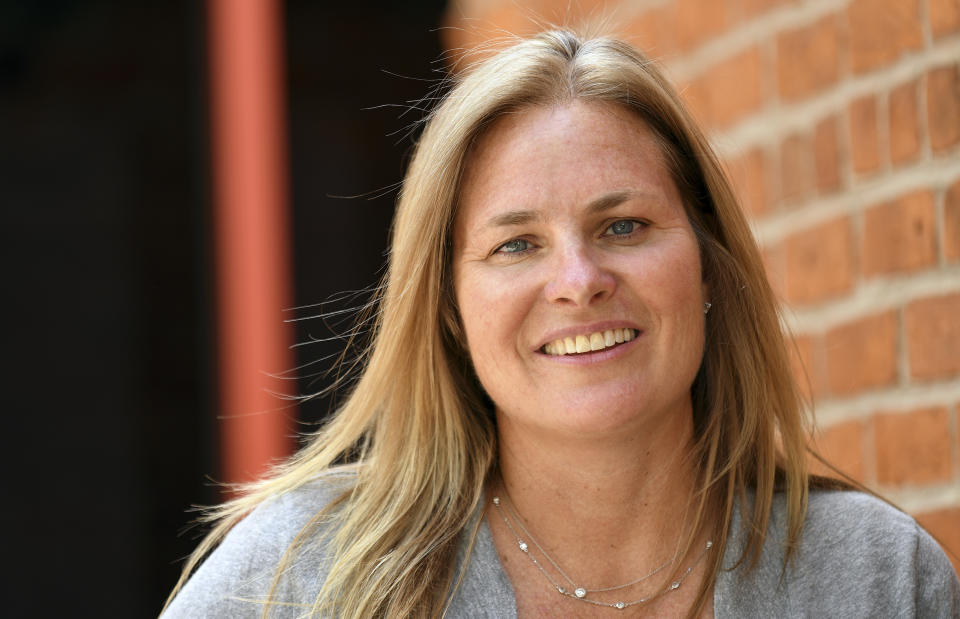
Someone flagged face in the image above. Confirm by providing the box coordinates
[452,101,707,440]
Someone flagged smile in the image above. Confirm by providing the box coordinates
[542,328,638,356]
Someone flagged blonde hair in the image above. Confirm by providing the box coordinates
[166,29,813,617]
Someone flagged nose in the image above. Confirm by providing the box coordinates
[543,243,616,306]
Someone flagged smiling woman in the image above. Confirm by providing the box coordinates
[454,102,707,446]
[453,102,715,615]
[161,29,960,618]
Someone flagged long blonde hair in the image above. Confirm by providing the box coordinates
[166,29,812,617]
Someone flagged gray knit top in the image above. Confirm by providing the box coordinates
[163,471,960,617]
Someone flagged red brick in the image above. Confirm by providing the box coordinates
[916,508,960,574]
[905,293,960,380]
[930,0,960,39]
[862,191,937,276]
[676,0,728,51]
[687,47,765,129]
[555,0,609,23]
[785,218,855,304]
[735,0,791,21]
[814,116,843,194]
[946,180,960,262]
[442,0,541,53]
[780,132,815,205]
[680,79,701,121]
[825,312,898,395]
[762,243,786,300]
[484,6,542,39]
[874,407,952,485]
[889,80,921,165]
[727,148,770,217]
[777,14,841,101]
[788,334,812,398]
[476,0,609,34]
[626,6,678,57]
[788,333,826,400]
[927,65,960,153]
[440,6,536,60]
[849,96,881,174]
[847,0,923,74]
[810,420,866,482]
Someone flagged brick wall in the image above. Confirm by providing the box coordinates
[444,0,960,570]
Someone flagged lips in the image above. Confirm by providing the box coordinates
[542,328,638,355]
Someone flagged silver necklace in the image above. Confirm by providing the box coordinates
[499,493,678,593]
[492,494,714,610]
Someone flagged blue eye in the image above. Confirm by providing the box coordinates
[497,239,531,254]
[606,220,642,236]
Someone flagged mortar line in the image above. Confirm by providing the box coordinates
[950,403,960,483]
[754,154,960,245]
[664,0,848,82]
[810,379,960,427]
[708,38,960,155]
[782,266,960,333]
[881,482,960,514]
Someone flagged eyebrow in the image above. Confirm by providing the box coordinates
[586,190,635,214]
[481,190,640,230]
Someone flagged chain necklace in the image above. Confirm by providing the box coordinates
[491,494,714,610]
[499,492,678,593]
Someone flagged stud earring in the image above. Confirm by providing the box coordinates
[703,302,712,314]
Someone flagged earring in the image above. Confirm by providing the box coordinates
[703,302,712,314]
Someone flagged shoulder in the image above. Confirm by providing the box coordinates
[161,468,357,619]
[798,491,959,615]
[797,490,917,550]
[246,467,357,536]
[716,490,960,618]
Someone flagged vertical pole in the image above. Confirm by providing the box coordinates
[206,0,294,485]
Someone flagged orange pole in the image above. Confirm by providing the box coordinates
[207,0,294,485]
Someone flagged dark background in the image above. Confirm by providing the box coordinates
[1,1,445,615]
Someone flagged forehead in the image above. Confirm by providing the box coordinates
[455,101,681,233]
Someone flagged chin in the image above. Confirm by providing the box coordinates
[500,397,657,440]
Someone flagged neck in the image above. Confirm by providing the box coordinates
[492,402,703,580]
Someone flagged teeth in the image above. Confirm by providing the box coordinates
[543,329,638,356]
[589,332,604,351]
[575,335,590,353]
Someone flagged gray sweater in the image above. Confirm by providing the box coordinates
[163,471,960,617]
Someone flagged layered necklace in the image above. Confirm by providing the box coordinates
[491,492,714,610]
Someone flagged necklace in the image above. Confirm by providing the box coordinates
[491,494,714,610]
[499,493,678,593]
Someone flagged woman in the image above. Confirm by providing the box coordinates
[163,29,959,617]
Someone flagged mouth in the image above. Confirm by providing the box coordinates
[541,328,639,356]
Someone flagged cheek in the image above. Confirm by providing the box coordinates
[455,271,511,360]
[641,239,706,361]
[642,240,704,307]
[455,280,507,403]
[456,275,493,341]
[455,269,536,378]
